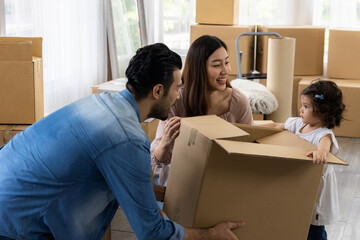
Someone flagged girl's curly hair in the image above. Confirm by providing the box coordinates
[302,79,345,129]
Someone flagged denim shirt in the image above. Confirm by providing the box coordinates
[0,89,185,240]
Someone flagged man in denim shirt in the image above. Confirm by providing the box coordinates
[0,43,244,239]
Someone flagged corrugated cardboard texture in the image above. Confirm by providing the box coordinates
[190,24,254,75]
[0,60,35,123]
[0,41,32,61]
[194,143,323,239]
[196,0,239,25]
[0,38,43,124]
[257,26,325,76]
[327,29,360,79]
[164,115,347,240]
[298,78,360,138]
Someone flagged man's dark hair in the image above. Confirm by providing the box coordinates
[125,43,182,99]
[302,79,345,129]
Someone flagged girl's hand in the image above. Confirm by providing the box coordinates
[307,150,328,164]
[159,116,181,149]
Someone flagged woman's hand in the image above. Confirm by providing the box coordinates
[159,116,181,149]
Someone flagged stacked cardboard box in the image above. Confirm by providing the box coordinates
[327,28,360,79]
[0,37,44,124]
[164,115,347,240]
[257,26,325,76]
[293,28,360,138]
[191,0,253,77]
[0,37,43,146]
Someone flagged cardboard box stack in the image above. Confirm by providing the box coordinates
[164,115,347,240]
[0,37,43,145]
[295,29,360,138]
[327,28,360,79]
[191,0,253,78]
[257,26,325,76]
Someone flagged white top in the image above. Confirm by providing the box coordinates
[285,117,340,226]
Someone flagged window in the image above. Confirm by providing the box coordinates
[4,0,32,35]
[162,0,195,56]
[110,0,141,78]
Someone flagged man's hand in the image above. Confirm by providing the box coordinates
[184,221,245,240]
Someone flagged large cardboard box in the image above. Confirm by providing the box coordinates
[190,24,254,75]
[327,28,360,79]
[257,26,325,76]
[0,125,29,146]
[0,37,43,124]
[196,0,239,25]
[164,115,347,240]
[298,78,360,138]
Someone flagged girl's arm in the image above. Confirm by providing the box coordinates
[306,134,332,164]
[258,122,285,130]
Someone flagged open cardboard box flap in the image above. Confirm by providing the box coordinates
[182,115,249,140]
[220,124,348,166]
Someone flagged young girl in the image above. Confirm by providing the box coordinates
[267,80,345,240]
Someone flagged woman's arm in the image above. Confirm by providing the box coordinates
[150,116,181,166]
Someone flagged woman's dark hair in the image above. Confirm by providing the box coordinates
[302,79,345,129]
[182,35,230,117]
[125,43,182,99]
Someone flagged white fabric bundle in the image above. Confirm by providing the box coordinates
[230,79,278,114]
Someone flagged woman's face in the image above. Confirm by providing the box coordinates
[206,46,231,91]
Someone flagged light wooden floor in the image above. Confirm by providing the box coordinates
[111,136,360,240]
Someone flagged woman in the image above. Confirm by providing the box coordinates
[151,35,253,186]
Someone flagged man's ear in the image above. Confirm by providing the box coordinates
[152,84,164,100]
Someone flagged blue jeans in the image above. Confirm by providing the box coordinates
[307,225,327,240]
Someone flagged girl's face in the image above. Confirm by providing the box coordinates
[206,47,231,91]
[300,95,322,127]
